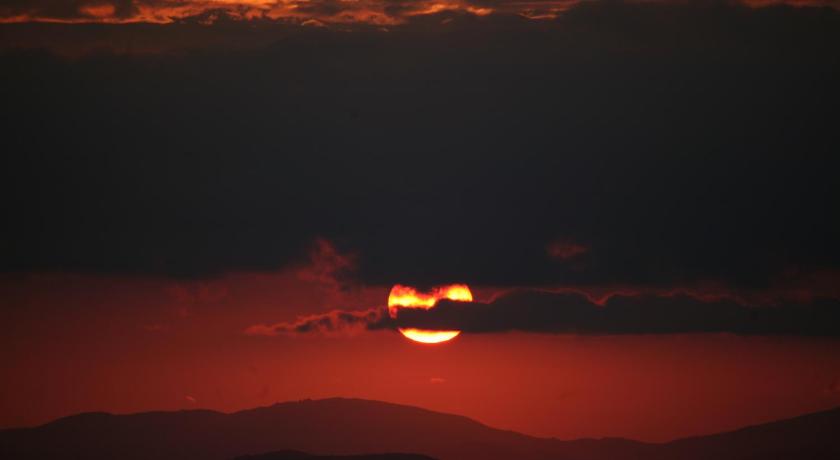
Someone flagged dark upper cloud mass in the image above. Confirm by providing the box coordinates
[379,290,840,336]
[1,1,840,289]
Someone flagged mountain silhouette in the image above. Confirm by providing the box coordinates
[0,398,837,460]
[233,452,435,460]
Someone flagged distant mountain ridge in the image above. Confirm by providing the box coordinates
[233,452,435,460]
[1,398,838,460]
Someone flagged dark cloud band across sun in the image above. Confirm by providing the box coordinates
[1,0,837,25]
[247,289,840,338]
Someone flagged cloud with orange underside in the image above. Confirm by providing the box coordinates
[2,0,836,25]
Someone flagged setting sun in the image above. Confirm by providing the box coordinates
[387,284,473,344]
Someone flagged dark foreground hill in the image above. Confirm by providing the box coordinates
[233,451,435,460]
[0,398,838,460]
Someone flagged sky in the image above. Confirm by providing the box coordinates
[2,0,840,443]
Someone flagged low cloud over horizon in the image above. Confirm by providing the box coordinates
[248,286,840,338]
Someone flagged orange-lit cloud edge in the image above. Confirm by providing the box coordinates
[1,0,837,26]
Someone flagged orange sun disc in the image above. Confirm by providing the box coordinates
[387,284,472,344]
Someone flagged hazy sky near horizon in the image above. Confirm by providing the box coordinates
[3,269,840,442]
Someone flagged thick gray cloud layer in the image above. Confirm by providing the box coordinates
[2,1,840,291]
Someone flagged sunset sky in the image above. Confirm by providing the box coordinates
[2,0,840,444]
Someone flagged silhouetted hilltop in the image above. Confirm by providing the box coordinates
[233,451,436,460]
[657,407,840,460]
[0,398,838,460]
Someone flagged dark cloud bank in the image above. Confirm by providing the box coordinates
[260,289,840,337]
[386,291,840,335]
[2,1,840,291]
